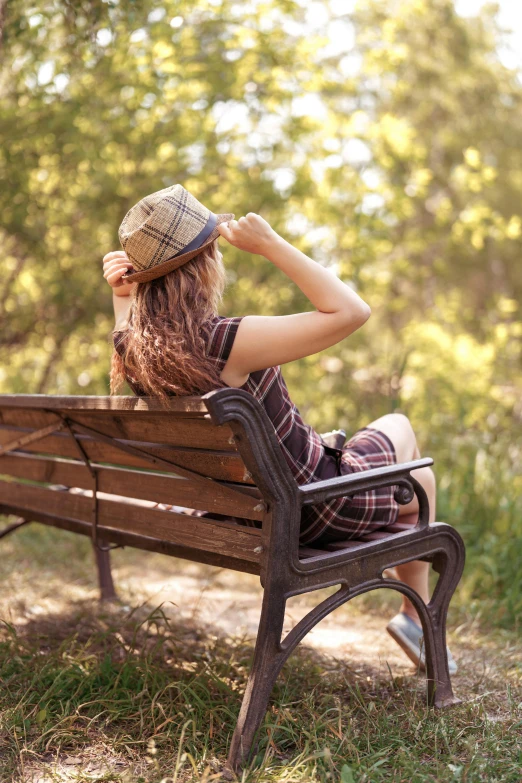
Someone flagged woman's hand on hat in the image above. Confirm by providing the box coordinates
[217,213,279,256]
[103,251,135,296]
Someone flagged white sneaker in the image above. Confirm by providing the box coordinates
[386,612,457,675]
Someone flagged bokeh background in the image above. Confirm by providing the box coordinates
[1,0,521,627]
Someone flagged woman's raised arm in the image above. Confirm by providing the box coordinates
[217,213,370,387]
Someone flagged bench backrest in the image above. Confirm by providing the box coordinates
[0,394,277,572]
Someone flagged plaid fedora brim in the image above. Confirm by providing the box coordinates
[121,211,234,284]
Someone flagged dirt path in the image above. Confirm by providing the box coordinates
[0,545,493,683]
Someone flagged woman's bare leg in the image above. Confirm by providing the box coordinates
[394,443,434,622]
[365,414,434,624]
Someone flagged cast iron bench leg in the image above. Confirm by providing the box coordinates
[0,517,31,539]
[226,586,287,772]
[423,528,465,708]
[92,542,117,602]
[1,516,118,602]
[226,525,465,770]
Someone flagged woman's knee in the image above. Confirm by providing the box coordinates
[367,412,417,463]
[369,412,413,434]
[388,412,414,435]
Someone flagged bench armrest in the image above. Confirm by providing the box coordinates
[299,457,433,527]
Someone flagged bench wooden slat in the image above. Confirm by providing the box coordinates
[0,453,263,520]
[385,520,418,533]
[0,506,261,574]
[298,546,329,559]
[0,480,262,564]
[0,409,236,451]
[0,427,253,483]
[0,394,209,415]
[324,531,398,551]
[323,539,366,551]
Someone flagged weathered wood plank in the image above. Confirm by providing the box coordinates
[0,426,253,483]
[298,546,330,559]
[0,453,264,520]
[324,531,396,551]
[0,481,262,563]
[0,409,236,451]
[0,505,261,575]
[0,394,209,415]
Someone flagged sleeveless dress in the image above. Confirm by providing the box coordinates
[113,315,401,546]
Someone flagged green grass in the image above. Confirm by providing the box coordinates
[0,525,521,782]
[1,598,521,782]
[436,482,522,632]
[430,429,522,630]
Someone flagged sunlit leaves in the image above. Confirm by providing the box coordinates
[1,0,521,499]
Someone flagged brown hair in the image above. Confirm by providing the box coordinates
[109,239,226,399]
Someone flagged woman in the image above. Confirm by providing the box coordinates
[104,184,456,674]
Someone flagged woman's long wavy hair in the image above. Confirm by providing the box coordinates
[109,239,226,399]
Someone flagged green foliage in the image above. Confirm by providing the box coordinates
[1,0,521,624]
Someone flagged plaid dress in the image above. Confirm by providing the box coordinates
[113,316,400,545]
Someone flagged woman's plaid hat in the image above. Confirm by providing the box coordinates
[119,184,234,283]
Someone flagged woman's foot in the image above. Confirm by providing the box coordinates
[386,612,458,675]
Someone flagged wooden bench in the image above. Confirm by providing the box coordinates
[0,390,465,770]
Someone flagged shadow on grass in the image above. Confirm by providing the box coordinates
[1,597,521,783]
[0,602,424,780]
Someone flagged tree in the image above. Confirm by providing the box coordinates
[1,0,521,620]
